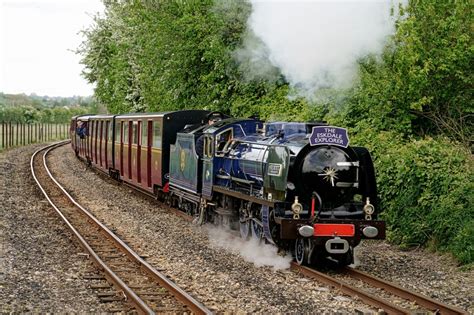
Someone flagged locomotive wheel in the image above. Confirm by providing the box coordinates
[295,238,310,265]
[239,219,250,240]
[251,220,263,241]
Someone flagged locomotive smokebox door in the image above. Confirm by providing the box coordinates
[263,145,290,201]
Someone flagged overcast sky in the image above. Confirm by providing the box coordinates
[0,0,104,97]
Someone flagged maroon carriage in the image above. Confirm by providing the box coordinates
[72,111,210,195]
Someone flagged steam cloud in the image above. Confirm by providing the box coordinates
[207,226,292,270]
[237,1,398,99]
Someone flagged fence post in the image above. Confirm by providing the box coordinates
[8,122,12,148]
[1,122,4,149]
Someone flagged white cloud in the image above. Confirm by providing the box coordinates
[0,0,104,96]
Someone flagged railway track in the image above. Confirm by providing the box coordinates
[31,141,211,314]
[117,168,468,315]
[291,262,467,315]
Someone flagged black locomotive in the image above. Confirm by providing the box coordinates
[71,111,385,266]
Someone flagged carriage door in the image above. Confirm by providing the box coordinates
[140,120,151,189]
[120,121,128,178]
[99,120,103,167]
[147,121,153,187]
[201,135,214,198]
[131,121,138,182]
[94,121,99,164]
[136,121,142,184]
[105,121,109,169]
[127,121,132,180]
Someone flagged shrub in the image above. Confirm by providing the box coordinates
[353,130,473,264]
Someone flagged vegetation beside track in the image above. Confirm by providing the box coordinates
[78,0,473,264]
[0,93,99,123]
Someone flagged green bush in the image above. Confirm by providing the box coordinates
[353,130,473,264]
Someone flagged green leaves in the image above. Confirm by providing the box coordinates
[341,0,472,144]
[354,132,474,264]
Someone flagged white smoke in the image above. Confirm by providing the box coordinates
[238,0,399,99]
[350,240,362,268]
[207,226,293,270]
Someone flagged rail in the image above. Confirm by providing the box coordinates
[291,262,467,315]
[31,141,211,314]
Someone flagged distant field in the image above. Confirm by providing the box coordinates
[0,122,69,151]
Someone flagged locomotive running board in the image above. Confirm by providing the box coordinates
[213,186,275,207]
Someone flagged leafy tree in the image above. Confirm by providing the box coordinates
[342,0,472,145]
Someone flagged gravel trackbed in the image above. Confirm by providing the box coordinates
[1,143,472,313]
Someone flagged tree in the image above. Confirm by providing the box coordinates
[343,0,472,146]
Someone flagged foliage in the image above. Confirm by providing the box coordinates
[0,93,99,123]
[341,0,473,145]
[352,129,473,264]
[78,0,312,120]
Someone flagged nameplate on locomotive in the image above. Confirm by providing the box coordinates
[267,163,282,176]
[309,126,350,148]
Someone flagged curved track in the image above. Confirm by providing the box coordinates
[291,262,467,315]
[31,141,211,315]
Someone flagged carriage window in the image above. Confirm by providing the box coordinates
[123,122,129,144]
[108,121,113,140]
[115,121,121,142]
[102,121,107,140]
[142,120,148,146]
[76,120,87,138]
[132,121,138,144]
[152,121,162,148]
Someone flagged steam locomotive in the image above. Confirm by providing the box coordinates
[71,110,385,266]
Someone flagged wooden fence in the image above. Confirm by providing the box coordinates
[0,122,70,151]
